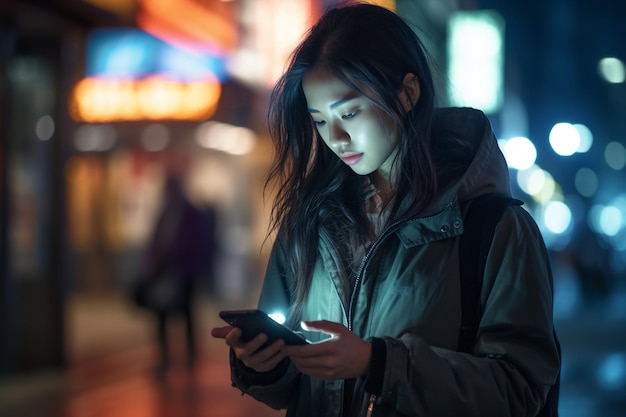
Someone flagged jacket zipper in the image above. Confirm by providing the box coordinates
[347,218,403,331]
[345,203,454,417]
[348,236,381,331]
[347,203,453,331]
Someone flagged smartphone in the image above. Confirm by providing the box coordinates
[219,309,310,348]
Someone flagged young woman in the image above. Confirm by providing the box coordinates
[212,3,560,416]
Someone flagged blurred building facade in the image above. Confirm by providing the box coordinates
[0,0,136,375]
[0,0,341,377]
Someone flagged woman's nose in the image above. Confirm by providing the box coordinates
[328,123,350,147]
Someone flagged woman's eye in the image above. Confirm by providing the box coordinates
[313,120,326,126]
[342,110,358,120]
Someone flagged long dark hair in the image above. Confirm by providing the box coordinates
[266,2,438,321]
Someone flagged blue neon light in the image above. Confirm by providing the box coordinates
[86,29,227,81]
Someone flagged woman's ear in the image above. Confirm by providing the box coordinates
[399,73,421,112]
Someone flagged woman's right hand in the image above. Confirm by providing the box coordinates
[211,326,288,373]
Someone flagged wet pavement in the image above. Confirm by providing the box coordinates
[1,288,625,417]
[0,295,283,417]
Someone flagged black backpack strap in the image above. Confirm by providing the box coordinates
[458,194,561,417]
[457,193,523,353]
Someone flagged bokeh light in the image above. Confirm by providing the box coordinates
[543,200,572,234]
[517,165,546,196]
[600,206,622,237]
[598,57,626,84]
[549,122,580,157]
[574,167,599,198]
[501,136,537,170]
[35,115,55,141]
[517,165,557,204]
[195,121,256,156]
[604,141,626,170]
[574,123,593,153]
[597,353,626,390]
[589,204,623,237]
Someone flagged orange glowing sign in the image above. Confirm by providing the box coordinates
[69,75,221,123]
[137,0,237,55]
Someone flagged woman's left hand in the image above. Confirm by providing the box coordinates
[281,320,372,380]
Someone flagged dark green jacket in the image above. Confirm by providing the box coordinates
[231,108,561,417]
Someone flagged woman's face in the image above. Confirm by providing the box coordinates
[302,67,400,178]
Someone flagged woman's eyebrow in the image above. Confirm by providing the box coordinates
[307,93,359,113]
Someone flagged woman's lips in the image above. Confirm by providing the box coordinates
[340,152,363,165]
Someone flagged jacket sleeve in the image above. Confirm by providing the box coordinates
[376,206,561,417]
[229,240,302,410]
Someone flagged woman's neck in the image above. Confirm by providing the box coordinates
[370,171,395,209]
[364,173,395,240]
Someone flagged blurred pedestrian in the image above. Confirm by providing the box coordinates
[133,174,217,374]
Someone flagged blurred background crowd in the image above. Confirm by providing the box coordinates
[0,0,625,416]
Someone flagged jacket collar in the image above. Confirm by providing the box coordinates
[395,202,464,247]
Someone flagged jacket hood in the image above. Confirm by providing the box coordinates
[428,107,512,213]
